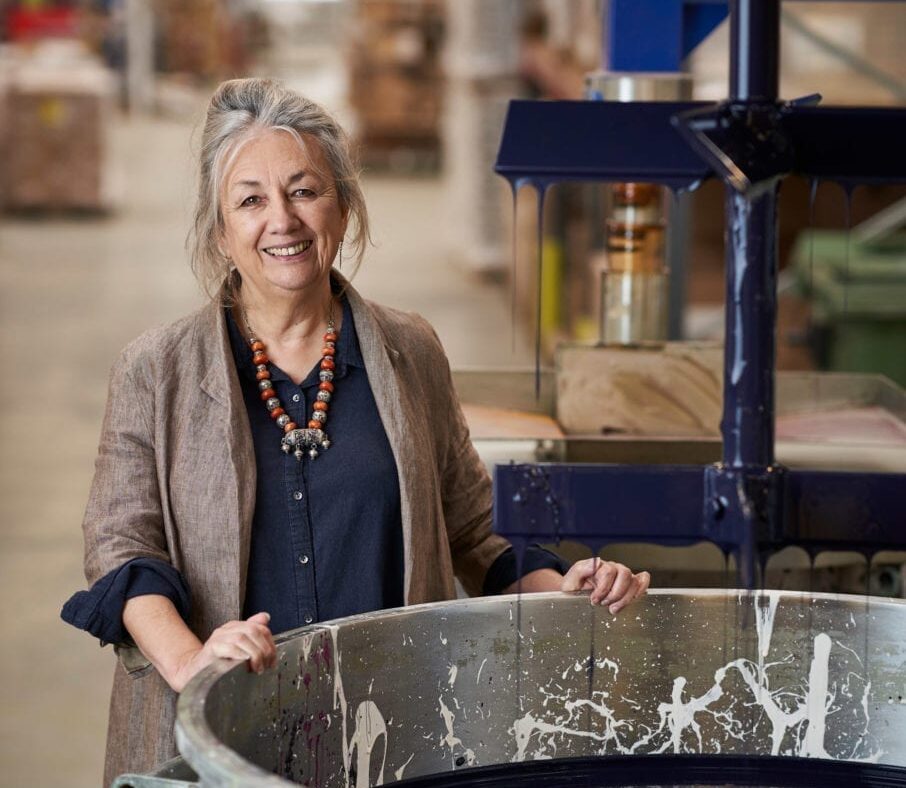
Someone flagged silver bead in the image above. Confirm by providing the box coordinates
[248,337,259,346]
[276,414,291,428]
[266,397,281,411]
[258,379,273,392]
[256,364,268,374]
[282,443,291,454]
[316,391,331,403]
[294,448,304,461]
[309,448,319,460]
[319,370,334,382]
[320,439,331,450]
[312,411,326,422]
[324,341,336,350]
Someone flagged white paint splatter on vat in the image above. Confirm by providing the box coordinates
[438,696,477,766]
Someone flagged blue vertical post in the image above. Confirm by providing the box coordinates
[721,0,780,469]
[718,0,782,586]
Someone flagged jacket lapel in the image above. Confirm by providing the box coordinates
[197,301,257,615]
[345,283,426,604]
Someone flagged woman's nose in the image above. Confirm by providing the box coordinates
[266,197,300,233]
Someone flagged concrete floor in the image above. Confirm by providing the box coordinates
[0,111,531,787]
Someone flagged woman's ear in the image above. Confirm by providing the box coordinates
[216,230,230,261]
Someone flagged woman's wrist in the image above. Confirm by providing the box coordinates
[167,646,205,693]
[502,568,564,595]
[123,595,204,692]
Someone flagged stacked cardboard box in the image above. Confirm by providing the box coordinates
[349,0,445,170]
[4,43,114,213]
[155,0,230,81]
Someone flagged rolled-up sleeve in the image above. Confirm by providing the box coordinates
[61,558,190,645]
[65,345,186,649]
[482,545,570,595]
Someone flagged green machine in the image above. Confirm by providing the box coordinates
[792,201,906,387]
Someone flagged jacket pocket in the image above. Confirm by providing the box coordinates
[114,643,154,678]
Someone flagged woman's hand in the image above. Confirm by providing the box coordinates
[561,559,650,615]
[170,612,277,692]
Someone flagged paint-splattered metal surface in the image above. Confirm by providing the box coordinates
[176,591,906,787]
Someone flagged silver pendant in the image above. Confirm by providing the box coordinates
[281,428,331,461]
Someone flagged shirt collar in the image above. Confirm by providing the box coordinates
[225,294,363,387]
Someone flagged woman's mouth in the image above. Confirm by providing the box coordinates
[263,240,312,258]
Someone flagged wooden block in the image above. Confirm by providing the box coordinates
[461,403,564,440]
[556,342,723,437]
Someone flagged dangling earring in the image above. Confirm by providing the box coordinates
[337,240,344,269]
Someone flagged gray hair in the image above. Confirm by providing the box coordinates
[189,78,370,298]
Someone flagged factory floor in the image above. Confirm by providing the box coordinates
[0,110,533,788]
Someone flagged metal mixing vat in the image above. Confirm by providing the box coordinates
[172,590,906,786]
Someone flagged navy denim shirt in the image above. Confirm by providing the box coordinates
[227,296,405,633]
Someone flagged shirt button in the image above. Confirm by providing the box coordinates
[299,554,310,565]
[304,614,313,624]
[292,393,301,403]
[292,490,303,501]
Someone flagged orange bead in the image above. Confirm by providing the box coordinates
[308,420,321,430]
[321,347,335,358]
[284,422,297,433]
[320,358,335,371]
[250,341,265,352]
[318,381,334,392]
[313,401,328,412]
[260,389,276,401]
[270,407,285,419]
[256,370,271,381]
[253,352,269,365]
[324,332,338,343]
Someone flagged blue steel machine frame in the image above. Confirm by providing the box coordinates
[492,0,906,586]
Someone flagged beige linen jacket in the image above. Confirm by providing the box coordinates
[82,276,508,784]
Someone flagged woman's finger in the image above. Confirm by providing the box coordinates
[230,628,278,674]
[210,640,253,662]
[232,632,269,673]
[600,564,632,604]
[210,618,276,671]
[246,611,271,627]
[608,571,652,615]
[589,561,618,605]
[560,557,599,592]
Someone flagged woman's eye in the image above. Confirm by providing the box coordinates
[240,195,261,207]
[292,188,315,198]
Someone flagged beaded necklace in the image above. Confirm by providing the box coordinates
[243,305,337,461]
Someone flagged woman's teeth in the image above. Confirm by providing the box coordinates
[266,241,312,256]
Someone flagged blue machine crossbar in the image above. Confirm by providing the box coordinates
[495,101,906,188]
[495,464,906,560]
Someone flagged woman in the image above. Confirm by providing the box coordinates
[62,78,650,784]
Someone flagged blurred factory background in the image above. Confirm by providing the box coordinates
[0,1,904,785]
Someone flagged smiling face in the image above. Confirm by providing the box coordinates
[219,129,346,300]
